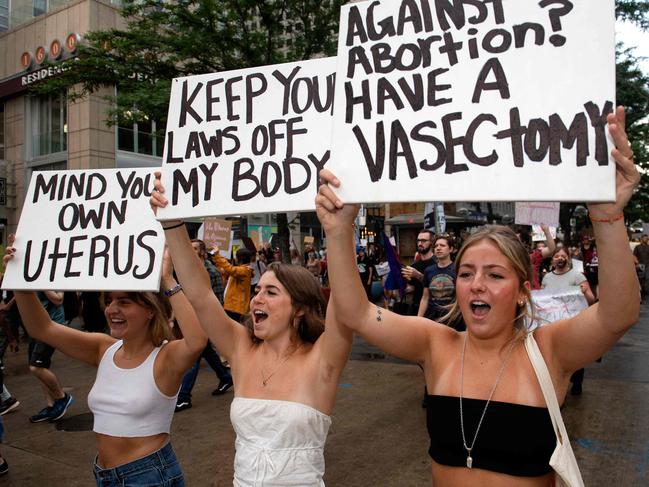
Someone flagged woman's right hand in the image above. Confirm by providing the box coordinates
[315,169,360,237]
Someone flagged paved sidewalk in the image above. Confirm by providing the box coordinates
[0,303,647,486]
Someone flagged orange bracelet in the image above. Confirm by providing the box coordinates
[588,213,624,224]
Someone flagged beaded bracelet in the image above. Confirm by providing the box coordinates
[162,222,185,231]
[164,283,183,298]
[589,213,624,224]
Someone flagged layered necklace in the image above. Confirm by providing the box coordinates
[261,343,302,387]
[459,333,517,469]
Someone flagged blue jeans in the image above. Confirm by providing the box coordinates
[178,342,231,402]
[93,442,184,486]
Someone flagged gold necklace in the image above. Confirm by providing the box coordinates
[260,343,302,387]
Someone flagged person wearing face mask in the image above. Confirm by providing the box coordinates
[542,248,596,305]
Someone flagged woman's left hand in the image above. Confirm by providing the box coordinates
[587,106,640,218]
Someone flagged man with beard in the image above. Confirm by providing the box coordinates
[542,247,596,395]
[417,235,463,331]
[542,248,596,304]
[401,229,436,315]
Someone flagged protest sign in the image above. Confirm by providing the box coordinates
[530,287,588,328]
[2,168,164,291]
[329,0,616,203]
[531,225,557,242]
[515,202,560,227]
[158,57,336,220]
[198,218,233,258]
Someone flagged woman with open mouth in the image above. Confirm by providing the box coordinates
[151,176,353,486]
[3,244,206,486]
[315,106,640,487]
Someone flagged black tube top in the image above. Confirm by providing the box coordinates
[427,395,555,477]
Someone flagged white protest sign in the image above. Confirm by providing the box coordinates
[516,202,560,227]
[530,287,588,327]
[532,225,557,242]
[329,0,616,203]
[2,169,164,291]
[159,57,336,220]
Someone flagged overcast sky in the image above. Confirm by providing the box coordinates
[616,21,649,74]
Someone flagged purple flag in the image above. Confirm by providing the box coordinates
[382,232,406,297]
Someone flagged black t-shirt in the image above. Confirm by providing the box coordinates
[423,262,457,320]
[410,256,436,308]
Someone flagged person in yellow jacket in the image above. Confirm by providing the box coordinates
[212,248,254,322]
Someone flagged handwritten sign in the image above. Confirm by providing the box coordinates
[158,57,336,220]
[2,169,164,291]
[198,218,233,258]
[516,202,560,227]
[530,287,588,327]
[328,0,616,203]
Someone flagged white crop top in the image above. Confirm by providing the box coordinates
[87,340,178,437]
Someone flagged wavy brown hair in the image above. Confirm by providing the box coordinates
[103,291,174,346]
[443,225,535,337]
[245,262,326,344]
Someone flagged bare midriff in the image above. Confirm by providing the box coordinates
[95,433,170,469]
[431,461,555,487]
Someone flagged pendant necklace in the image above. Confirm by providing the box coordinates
[459,333,517,469]
[261,343,302,387]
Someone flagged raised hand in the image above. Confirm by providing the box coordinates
[588,106,640,218]
[315,169,360,237]
[3,234,16,269]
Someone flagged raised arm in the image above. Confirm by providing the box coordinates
[540,224,556,258]
[150,173,250,358]
[542,106,641,372]
[3,238,114,366]
[158,248,207,375]
[316,170,435,364]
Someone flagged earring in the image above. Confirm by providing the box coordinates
[518,300,525,307]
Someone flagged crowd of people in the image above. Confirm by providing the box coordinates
[0,106,642,486]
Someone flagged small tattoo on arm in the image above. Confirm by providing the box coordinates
[376,306,383,322]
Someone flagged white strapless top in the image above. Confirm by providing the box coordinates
[230,397,332,486]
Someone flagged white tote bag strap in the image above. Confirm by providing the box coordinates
[524,333,567,442]
[524,333,584,487]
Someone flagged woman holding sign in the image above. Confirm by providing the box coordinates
[3,243,206,486]
[151,176,353,487]
[316,106,640,486]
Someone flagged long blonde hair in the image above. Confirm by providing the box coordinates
[443,225,535,338]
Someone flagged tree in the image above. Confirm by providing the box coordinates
[35,0,345,263]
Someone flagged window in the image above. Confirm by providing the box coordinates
[118,118,165,157]
[0,0,8,32]
[33,0,46,17]
[0,103,4,160]
[29,93,67,157]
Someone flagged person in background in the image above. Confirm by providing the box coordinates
[80,292,108,333]
[633,234,649,301]
[516,224,555,290]
[249,251,267,297]
[0,284,19,416]
[27,290,74,423]
[290,248,302,266]
[581,235,599,296]
[213,248,254,323]
[175,240,234,412]
[542,247,597,396]
[402,229,436,315]
[0,415,7,475]
[306,250,322,282]
[356,247,374,299]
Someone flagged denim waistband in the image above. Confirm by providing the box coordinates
[93,442,177,480]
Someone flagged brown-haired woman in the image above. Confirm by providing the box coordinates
[151,177,353,486]
[3,243,206,486]
[316,106,640,486]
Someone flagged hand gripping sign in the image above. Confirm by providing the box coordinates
[328,0,616,204]
[157,57,336,220]
[2,168,164,291]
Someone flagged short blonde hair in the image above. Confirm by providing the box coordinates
[103,291,173,346]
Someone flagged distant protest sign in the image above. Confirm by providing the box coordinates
[329,0,616,203]
[2,169,164,291]
[515,202,560,227]
[532,225,557,242]
[158,57,336,220]
[530,287,588,328]
[198,218,233,257]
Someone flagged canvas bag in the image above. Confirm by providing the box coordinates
[524,333,585,487]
